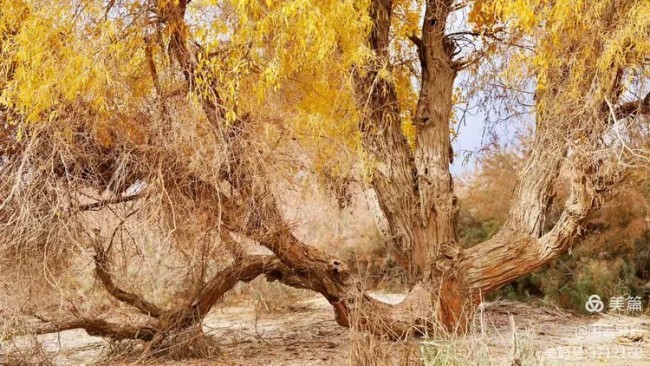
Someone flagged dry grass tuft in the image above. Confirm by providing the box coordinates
[1,334,55,366]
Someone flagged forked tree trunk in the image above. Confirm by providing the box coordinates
[354,0,468,331]
[351,0,611,333]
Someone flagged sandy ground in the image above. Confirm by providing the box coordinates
[3,294,650,365]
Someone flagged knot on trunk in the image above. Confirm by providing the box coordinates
[434,243,462,273]
[329,259,349,282]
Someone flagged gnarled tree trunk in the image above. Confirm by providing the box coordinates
[345,0,632,334]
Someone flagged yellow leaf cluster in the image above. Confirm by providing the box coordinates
[1,0,149,142]
[470,0,650,119]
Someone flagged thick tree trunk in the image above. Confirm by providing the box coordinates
[354,0,420,274]
[351,0,613,333]
[411,1,459,282]
[355,0,466,331]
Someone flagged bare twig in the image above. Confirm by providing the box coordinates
[78,192,146,211]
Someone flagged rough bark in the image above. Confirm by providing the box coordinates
[354,0,462,288]
[354,0,419,275]
[461,149,602,295]
[354,0,467,330]
[411,0,459,281]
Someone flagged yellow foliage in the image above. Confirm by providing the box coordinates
[470,0,650,120]
[3,0,645,180]
[0,0,150,141]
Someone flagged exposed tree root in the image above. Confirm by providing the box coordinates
[28,246,351,346]
[30,318,158,341]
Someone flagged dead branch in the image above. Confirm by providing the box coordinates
[92,239,164,318]
[78,192,146,211]
[30,318,158,341]
[615,92,650,120]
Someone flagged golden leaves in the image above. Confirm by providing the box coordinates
[470,0,650,118]
[0,0,149,134]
